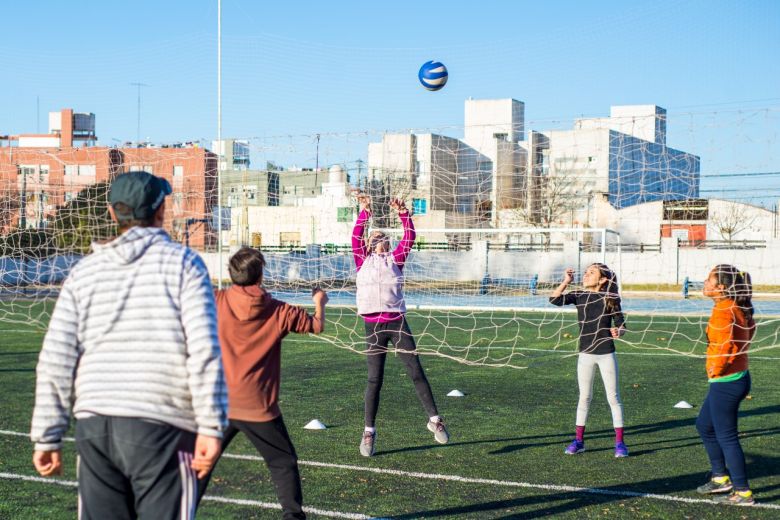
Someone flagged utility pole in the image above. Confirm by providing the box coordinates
[314,133,320,187]
[130,82,150,145]
[356,159,364,190]
[217,0,223,287]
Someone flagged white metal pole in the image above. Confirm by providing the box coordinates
[217,0,223,288]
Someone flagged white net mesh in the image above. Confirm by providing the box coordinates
[2,105,779,367]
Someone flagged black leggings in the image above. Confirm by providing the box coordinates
[364,317,438,427]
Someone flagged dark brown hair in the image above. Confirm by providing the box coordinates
[112,202,156,231]
[712,264,754,319]
[590,263,621,315]
[229,247,266,286]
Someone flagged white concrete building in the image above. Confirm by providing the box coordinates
[223,164,356,247]
[602,198,778,244]
[367,99,700,234]
[367,133,494,229]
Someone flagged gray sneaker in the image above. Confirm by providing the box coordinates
[359,431,376,457]
[427,418,449,444]
[712,490,755,506]
[696,476,733,494]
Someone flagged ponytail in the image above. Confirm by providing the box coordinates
[713,264,754,319]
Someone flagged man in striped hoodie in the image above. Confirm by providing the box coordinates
[30,171,228,519]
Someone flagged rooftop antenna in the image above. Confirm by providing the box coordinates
[130,82,150,144]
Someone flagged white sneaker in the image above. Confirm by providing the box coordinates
[427,418,449,444]
[359,431,376,457]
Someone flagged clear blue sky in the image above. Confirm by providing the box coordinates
[2,0,779,200]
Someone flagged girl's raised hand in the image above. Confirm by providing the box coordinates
[389,198,409,214]
[357,193,371,212]
[563,268,575,284]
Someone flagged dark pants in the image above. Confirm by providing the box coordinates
[199,416,305,520]
[364,317,438,427]
[75,415,198,520]
[696,372,752,490]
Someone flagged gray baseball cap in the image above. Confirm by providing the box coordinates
[109,171,172,219]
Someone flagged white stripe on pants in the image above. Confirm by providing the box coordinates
[178,451,197,520]
[576,352,624,427]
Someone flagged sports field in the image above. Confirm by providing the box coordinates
[1,304,779,519]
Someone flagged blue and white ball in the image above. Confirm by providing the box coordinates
[418,61,448,91]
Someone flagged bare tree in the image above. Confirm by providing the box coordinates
[515,162,582,228]
[710,203,756,242]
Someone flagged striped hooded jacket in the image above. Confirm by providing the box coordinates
[31,227,227,451]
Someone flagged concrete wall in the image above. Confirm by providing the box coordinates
[575,105,666,144]
[5,237,778,289]
[464,98,524,161]
[367,134,415,176]
[603,199,776,244]
[0,255,82,285]
[200,238,780,286]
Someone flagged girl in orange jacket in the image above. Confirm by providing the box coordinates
[694,264,756,506]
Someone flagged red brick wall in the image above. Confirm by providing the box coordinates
[0,146,216,248]
[60,109,73,148]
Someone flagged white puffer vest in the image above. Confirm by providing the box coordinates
[355,253,406,315]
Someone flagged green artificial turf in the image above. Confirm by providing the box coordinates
[1,302,778,519]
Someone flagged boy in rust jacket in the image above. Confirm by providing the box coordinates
[201,247,328,519]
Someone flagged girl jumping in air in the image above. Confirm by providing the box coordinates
[695,265,756,506]
[351,194,449,457]
[550,263,628,458]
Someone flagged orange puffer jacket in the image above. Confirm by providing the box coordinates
[706,299,755,379]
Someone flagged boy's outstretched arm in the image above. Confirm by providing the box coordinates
[282,289,329,335]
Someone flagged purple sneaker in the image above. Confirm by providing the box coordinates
[614,442,629,458]
[565,439,585,455]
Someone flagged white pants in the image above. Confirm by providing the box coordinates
[576,352,624,428]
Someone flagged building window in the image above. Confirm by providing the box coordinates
[129,165,142,172]
[78,165,96,176]
[173,165,184,177]
[39,165,50,176]
[64,165,78,176]
[412,198,427,215]
[18,165,36,176]
[337,207,354,222]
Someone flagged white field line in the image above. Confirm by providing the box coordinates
[0,472,376,519]
[3,430,778,511]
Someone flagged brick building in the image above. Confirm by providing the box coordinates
[0,109,217,248]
